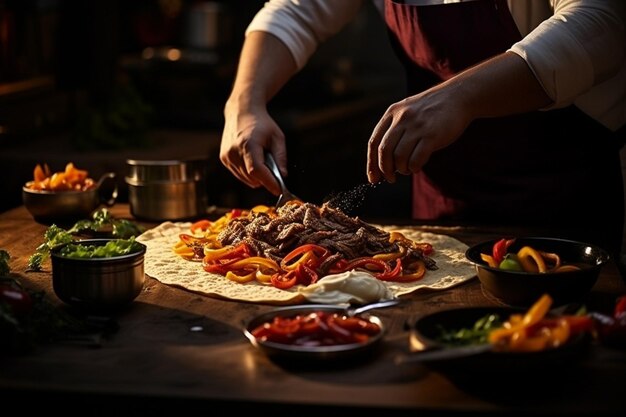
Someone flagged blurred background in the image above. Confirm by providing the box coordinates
[0,0,412,220]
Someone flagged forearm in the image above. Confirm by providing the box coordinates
[448,52,552,121]
[225,31,299,114]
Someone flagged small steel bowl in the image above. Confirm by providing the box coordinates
[23,172,118,224]
[50,239,146,312]
[465,237,610,307]
[243,304,385,364]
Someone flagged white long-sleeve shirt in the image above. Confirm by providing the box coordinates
[246,0,625,131]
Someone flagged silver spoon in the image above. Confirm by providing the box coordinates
[264,151,301,208]
[346,298,401,317]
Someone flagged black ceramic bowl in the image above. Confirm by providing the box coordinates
[409,306,590,373]
[243,304,385,364]
[465,237,610,307]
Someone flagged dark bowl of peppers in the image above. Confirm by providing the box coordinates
[465,237,610,307]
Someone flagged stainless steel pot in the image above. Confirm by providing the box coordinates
[125,159,208,221]
[182,1,232,50]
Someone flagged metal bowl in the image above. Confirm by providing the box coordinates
[125,159,208,221]
[243,304,385,364]
[50,239,146,312]
[465,237,610,307]
[23,172,118,224]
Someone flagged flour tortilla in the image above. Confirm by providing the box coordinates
[137,221,477,305]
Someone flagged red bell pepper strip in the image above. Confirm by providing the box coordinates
[492,238,516,265]
[271,270,298,290]
[375,258,403,281]
[614,295,626,319]
[190,219,212,234]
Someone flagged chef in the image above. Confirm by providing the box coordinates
[219,0,626,254]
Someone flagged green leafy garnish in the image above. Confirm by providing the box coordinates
[58,237,144,259]
[68,208,145,239]
[436,313,504,347]
[0,250,10,276]
[27,209,145,271]
[27,225,74,271]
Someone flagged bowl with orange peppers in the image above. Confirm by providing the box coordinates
[22,162,118,224]
[465,237,610,307]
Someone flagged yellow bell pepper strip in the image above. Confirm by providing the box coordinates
[507,317,571,352]
[172,240,196,260]
[280,244,330,271]
[539,251,561,270]
[220,257,281,283]
[517,246,547,273]
[373,245,406,262]
[480,253,498,268]
[178,234,215,260]
[391,259,426,282]
[226,270,256,283]
[203,242,251,262]
[492,238,516,265]
[489,293,553,345]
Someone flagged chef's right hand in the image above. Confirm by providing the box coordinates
[220,105,288,197]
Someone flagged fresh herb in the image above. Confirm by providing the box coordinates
[27,225,74,271]
[436,313,504,347]
[58,237,144,259]
[0,250,10,276]
[27,209,145,271]
[68,208,145,239]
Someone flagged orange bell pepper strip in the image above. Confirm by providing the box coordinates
[517,246,547,273]
[397,259,426,282]
[480,253,498,268]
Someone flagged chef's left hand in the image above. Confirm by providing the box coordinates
[366,81,472,184]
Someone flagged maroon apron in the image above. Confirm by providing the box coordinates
[384,0,624,253]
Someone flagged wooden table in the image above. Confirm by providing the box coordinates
[1,204,625,416]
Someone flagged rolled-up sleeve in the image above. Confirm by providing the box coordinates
[509,0,625,109]
[245,0,364,70]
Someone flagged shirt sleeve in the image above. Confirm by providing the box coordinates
[245,0,365,70]
[508,0,625,110]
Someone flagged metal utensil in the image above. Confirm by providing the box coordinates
[264,151,300,207]
[346,298,401,317]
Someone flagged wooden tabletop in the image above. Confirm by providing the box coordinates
[1,204,625,416]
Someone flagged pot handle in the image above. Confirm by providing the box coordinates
[96,172,118,207]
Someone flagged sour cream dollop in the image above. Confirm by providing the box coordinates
[298,270,394,304]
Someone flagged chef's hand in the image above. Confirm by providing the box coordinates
[366,81,472,184]
[220,105,287,197]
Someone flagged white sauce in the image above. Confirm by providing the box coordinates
[298,270,394,304]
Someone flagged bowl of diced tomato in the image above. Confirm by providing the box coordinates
[465,237,610,307]
[243,304,385,364]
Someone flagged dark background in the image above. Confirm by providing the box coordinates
[0,0,411,220]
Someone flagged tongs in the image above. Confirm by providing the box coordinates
[265,151,300,208]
